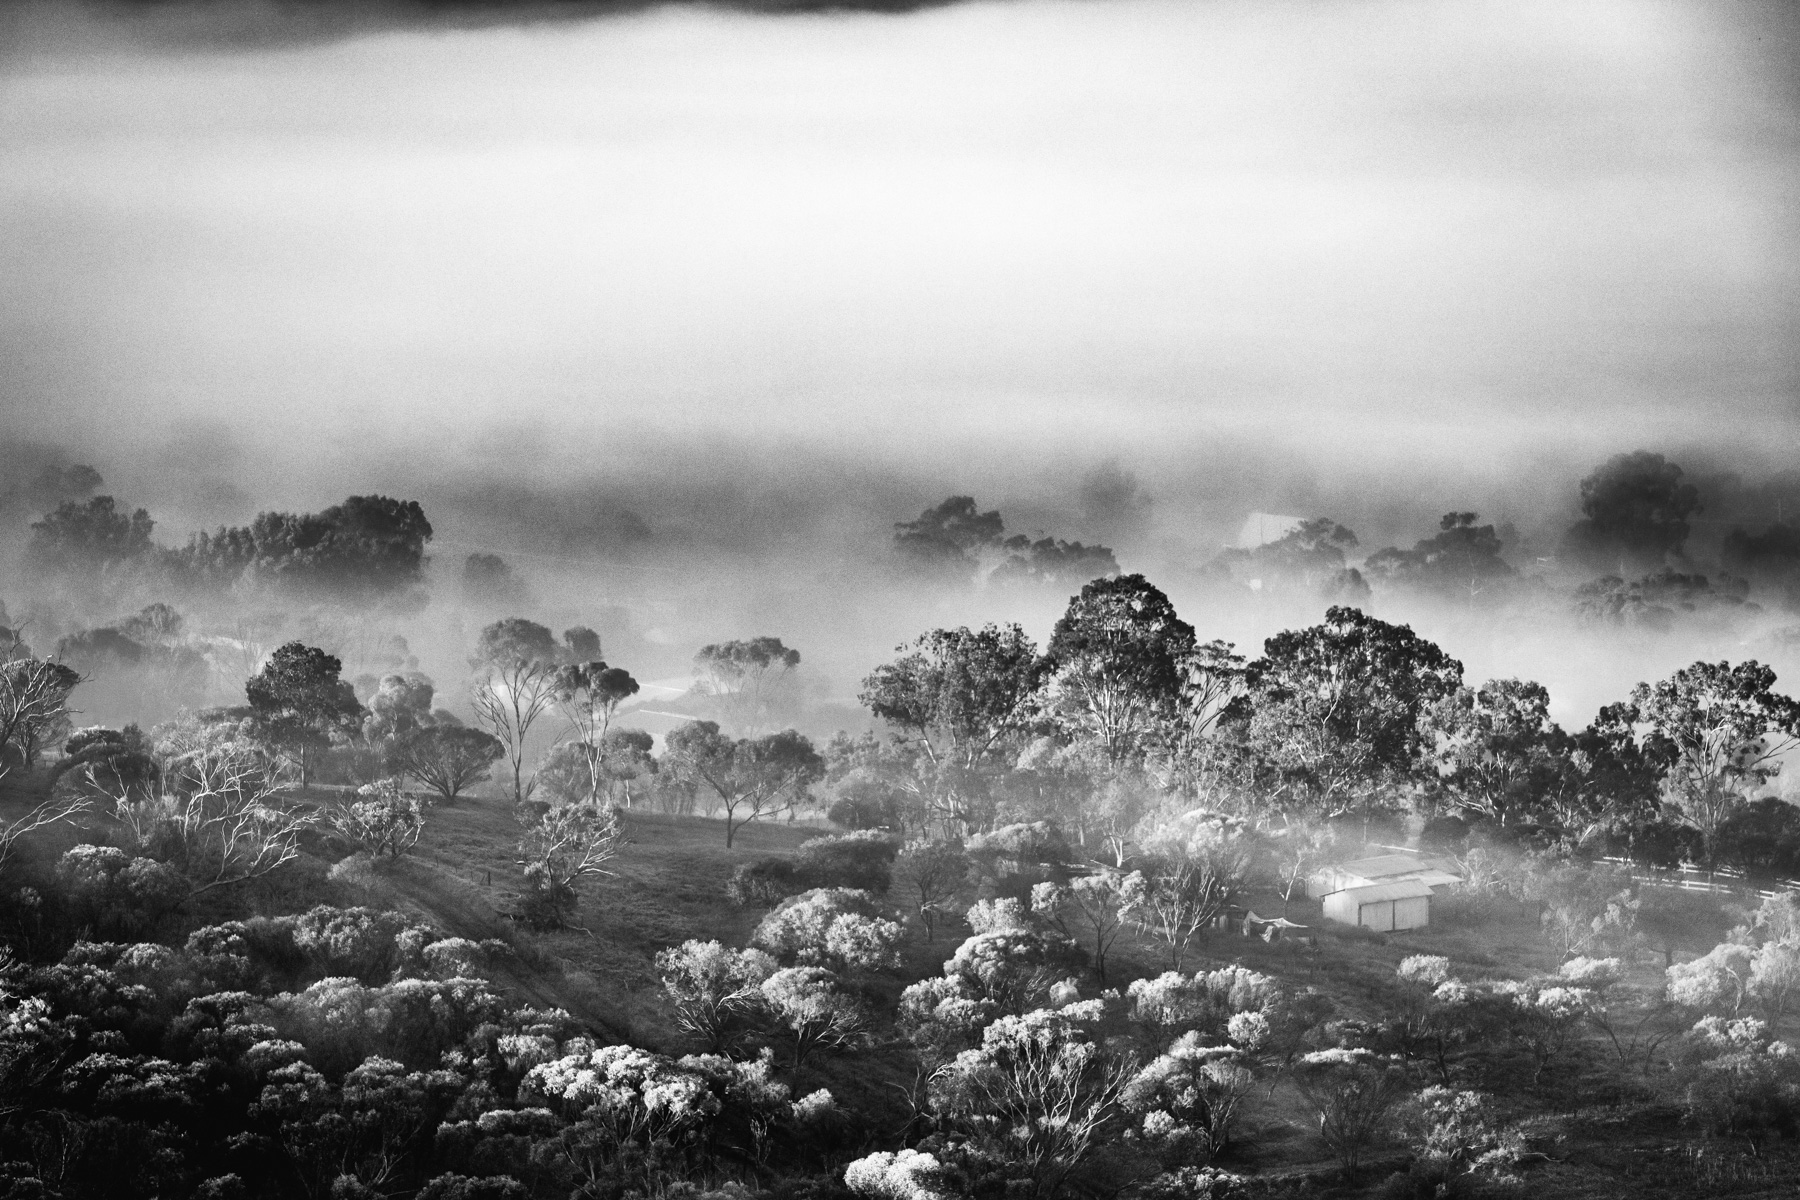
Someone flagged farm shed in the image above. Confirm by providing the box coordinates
[1322,879,1433,931]
[1306,853,1461,899]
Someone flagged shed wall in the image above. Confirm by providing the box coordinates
[1392,896,1430,930]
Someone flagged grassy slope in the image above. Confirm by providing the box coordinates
[9,769,1800,1196]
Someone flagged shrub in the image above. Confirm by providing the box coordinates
[655,939,779,1050]
[327,779,426,858]
[943,927,1085,1014]
[54,844,186,938]
[1291,1048,1411,1179]
[290,905,434,982]
[1122,1033,1254,1166]
[795,831,901,894]
[727,858,806,909]
[759,967,867,1066]
[895,840,967,941]
[1676,1015,1800,1140]
[753,889,904,972]
[844,1150,948,1200]
[965,822,1072,899]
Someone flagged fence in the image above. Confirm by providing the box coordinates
[1598,855,1800,902]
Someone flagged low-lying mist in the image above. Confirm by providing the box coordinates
[3,0,1797,739]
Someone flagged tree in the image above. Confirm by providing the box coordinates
[118,723,317,893]
[172,494,434,600]
[329,779,426,858]
[1132,823,1250,969]
[596,727,658,807]
[1427,679,1568,827]
[515,799,623,929]
[553,660,640,803]
[893,496,1006,570]
[989,536,1120,590]
[1563,450,1701,574]
[1723,521,1800,613]
[0,644,82,769]
[1243,607,1463,820]
[245,641,364,789]
[364,673,436,741]
[1552,701,1663,835]
[1363,513,1515,604]
[1157,640,1250,806]
[1632,660,1800,870]
[388,725,505,803]
[1031,871,1143,985]
[692,637,801,735]
[23,495,156,577]
[664,721,824,847]
[654,939,779,1051]
[897,839,968,941]
[1717,798,1800,880]
[1209,517,1363,597]
[860,623,1043,832]
[469,619,564,805]
[759,966,867,1066]
[1044,574,1196,763]
[0,793,90,874]
[1270,817,1334,907]
[461,552,528,604]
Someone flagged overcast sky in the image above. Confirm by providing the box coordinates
[1,0,1796,549]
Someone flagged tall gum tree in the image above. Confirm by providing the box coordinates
[1242,606,1463,822]
[859,623,1043,834]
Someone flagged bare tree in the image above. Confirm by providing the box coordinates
[0,793,91,874]
[1132,826,1249,969]
[0,633,82,770]
[114,728,315,893]
[470,619,564,805]
[516,799,623,929]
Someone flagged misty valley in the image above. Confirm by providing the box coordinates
[5,0,1800,1196]
[2,448,1800,1200]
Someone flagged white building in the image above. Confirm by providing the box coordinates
[1310,851,1461,931]
[1322,880,1434,931]
[1307,853,1461,900]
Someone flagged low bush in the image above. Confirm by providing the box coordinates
[795,831,901,894]
[728,858,807,908]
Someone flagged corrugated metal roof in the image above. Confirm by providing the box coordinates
[1330,879,1435,903]
[1335,854,1436,879]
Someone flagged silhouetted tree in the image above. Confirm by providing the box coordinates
[1364,512,1516,604]
[245,642,364,789]
[893,495,1005,570]
[692,637,799,735]
[23,495,155,577]
[1564,451,1701,574]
